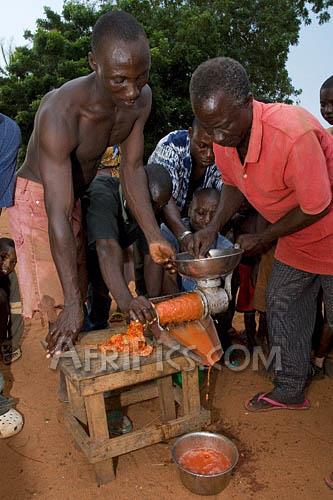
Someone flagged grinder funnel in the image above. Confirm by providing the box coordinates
[151,294,223,366]
[165,316,223,366]
[174,247,243,280]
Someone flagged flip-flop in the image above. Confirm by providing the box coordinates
[1,346,22,365]
[324,473,333,489]
[245,392,311,412]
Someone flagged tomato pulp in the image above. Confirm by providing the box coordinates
[179,447,231,475]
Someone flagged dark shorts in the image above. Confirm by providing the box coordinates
[83,176,147,251]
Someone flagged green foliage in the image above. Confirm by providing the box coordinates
[0,0,332,162]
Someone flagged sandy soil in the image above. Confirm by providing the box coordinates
[0,211,332,500]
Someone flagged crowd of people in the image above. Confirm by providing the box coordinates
[0,9,332,486]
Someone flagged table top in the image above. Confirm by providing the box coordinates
[58,322,196,382]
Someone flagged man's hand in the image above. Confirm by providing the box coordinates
[129,296,157,324]
[236,233,271,256]
[179,233,195,253]
[188,226,218,258]
[149,238,176,272]
[46,302,84,357]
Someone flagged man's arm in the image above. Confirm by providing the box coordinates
[120,87,175,266]
[143,254,164,297]
[96,239,155,323]
[162,198,186,237]
[237,205,329,255]
[190,184,245,257]
[239,130,332,255]
[37,109,83,355]
[162,198,194,251]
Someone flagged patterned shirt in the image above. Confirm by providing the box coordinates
[148,130,222,213]
[99,145,121,176]
[0,114,21,208]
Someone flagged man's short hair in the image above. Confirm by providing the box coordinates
[193,187,219,202]
[321,75,333,91]
[190,57,251,107]
[0,237,15,249]
[92,10,147,54]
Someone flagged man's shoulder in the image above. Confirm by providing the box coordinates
[35,77,93,141]
[258,101,322,141]
[159,129,189,148]
[38,75,92,115]
[0,113,19,129]
[0,113,21,143]
[137,84,152,109]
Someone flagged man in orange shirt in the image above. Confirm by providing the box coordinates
[189,57,333,411]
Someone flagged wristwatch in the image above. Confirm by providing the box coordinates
[178,230,192,242]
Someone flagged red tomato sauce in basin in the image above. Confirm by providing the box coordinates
[179,448,231,475]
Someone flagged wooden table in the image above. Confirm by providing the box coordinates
[59,326,211,485]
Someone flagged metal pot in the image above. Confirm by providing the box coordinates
[171,431,238,496]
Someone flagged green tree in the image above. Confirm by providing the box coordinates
[0,0,332,162]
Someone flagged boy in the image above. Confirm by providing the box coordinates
[0,237,23,364]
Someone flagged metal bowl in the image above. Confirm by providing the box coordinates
[174,248,243,279]
[172,431,239,496]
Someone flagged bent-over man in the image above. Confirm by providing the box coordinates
[8,11,174,357]
[148,119,222,252]
[83,163,172,326]
[189,57,333,411]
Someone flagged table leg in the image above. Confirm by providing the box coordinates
[85,393,115,484]
[65,377,87,425]
[182,368,201,415]
[93,460,116,485]
[157,375,176,423]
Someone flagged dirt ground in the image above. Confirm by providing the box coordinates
[0,211,332,500]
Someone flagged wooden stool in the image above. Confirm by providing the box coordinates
[60,328,210,485]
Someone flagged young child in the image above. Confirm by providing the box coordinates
[147,187,233,296]
[0,237,23,364]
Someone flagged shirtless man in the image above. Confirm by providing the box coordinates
[8,11,173,357]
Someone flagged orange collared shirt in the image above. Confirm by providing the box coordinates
[214,100,333,275]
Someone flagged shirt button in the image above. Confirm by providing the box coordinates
[243,173,248,179]
[36,200,40,205]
